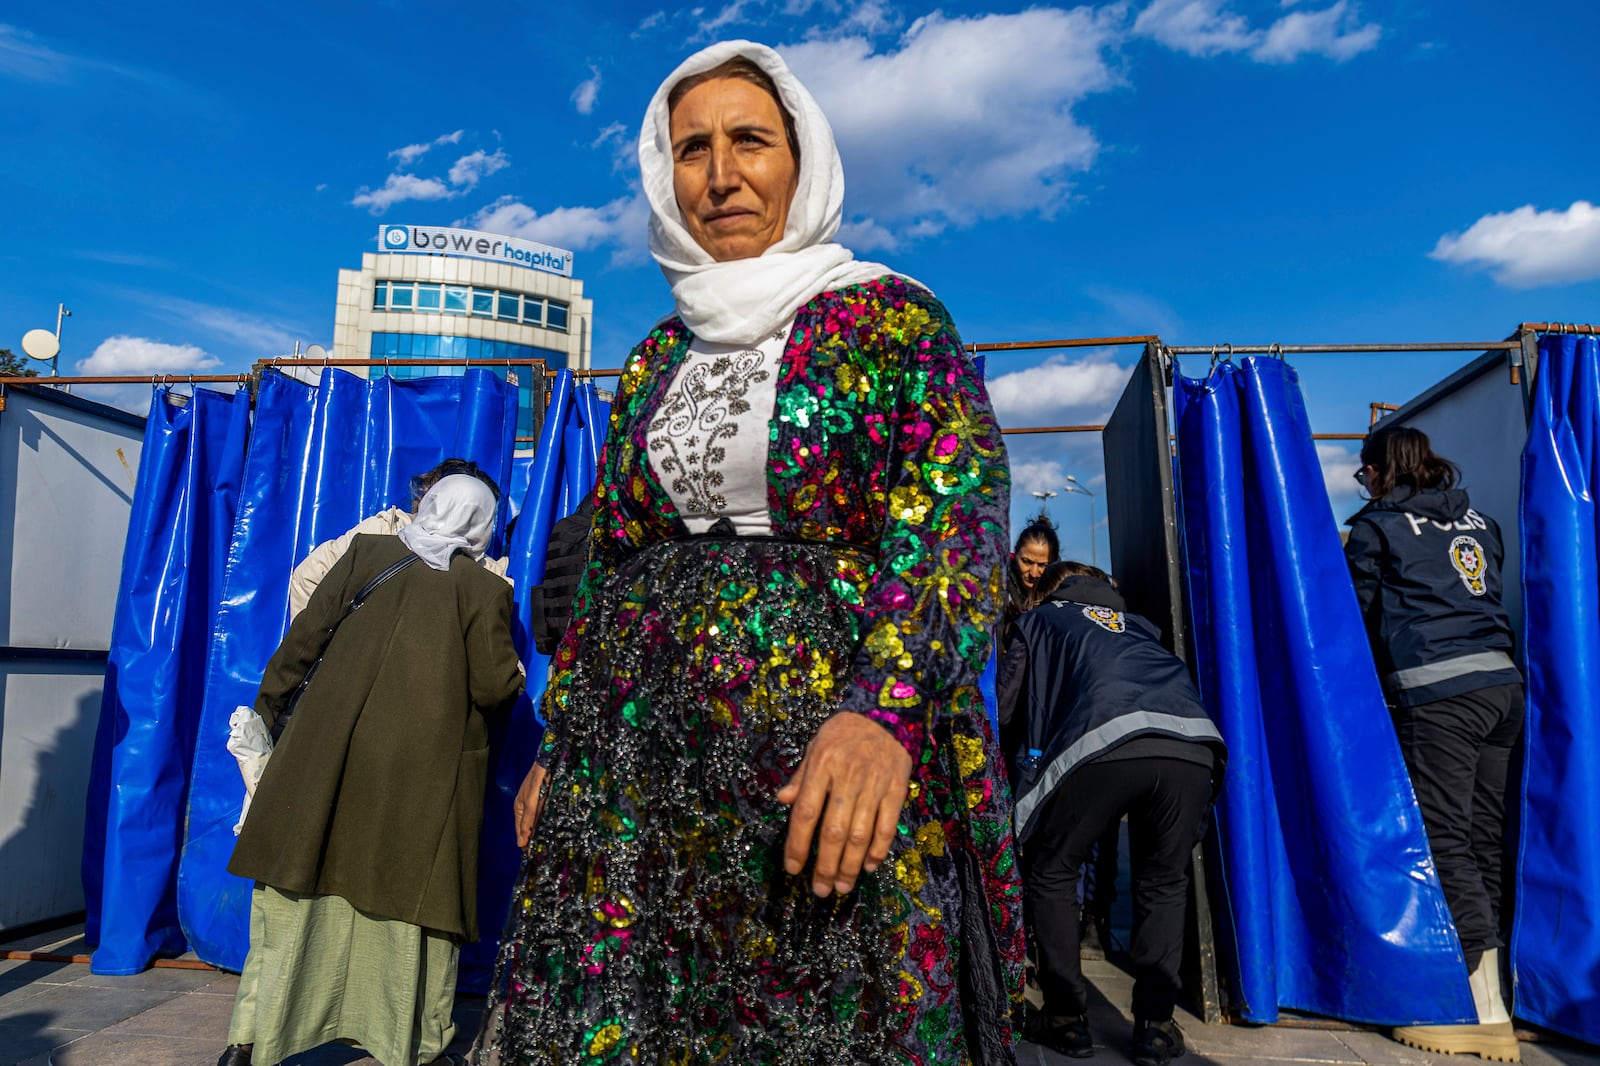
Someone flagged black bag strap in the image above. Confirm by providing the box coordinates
[270,551,421,742]
[342,551,421,620]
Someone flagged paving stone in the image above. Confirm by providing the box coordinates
[0,1022,91,1066]
[0,958,80,990]
[0,983,56,1024]
[0,983,173,1032]
[64,965,233,994]
[46,1029,224,1066]
[106,987,237,1036]
[1183,1021,1368,1062]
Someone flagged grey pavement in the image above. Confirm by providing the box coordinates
[5,924,1600,1066]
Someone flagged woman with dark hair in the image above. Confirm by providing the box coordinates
[1002,520,1060,657]
[482,39,1021,1065]
[1345,424,1523,1062]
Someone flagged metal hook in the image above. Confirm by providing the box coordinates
[1224,343,1235,362]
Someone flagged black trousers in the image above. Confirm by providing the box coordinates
[1024,756,1212,1023]
[1394,682,1524,972]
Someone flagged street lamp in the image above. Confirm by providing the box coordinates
[1030,490,1057,519]
[1063,476,1098,567]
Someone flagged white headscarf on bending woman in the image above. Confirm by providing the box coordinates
[639,39,920,347]
[397,474,498,572]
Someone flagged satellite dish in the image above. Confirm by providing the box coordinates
[20,329,59,362]
[304,344,328,362]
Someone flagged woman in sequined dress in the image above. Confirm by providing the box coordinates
[480,40,1024,1065]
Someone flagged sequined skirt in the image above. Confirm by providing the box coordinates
[484,536,1018,1066]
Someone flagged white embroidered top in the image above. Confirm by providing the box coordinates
[645,321,790,536]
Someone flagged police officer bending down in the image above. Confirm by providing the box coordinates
[998,562,1226,1066]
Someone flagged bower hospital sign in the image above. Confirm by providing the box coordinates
[380,225,573,277]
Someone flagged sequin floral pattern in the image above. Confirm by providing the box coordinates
[485,278,1023,1066]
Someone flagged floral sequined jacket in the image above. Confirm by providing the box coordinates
[540,275,1013,769]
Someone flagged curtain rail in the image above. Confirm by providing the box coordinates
[1002,425,1365,441]
[0,375,250,386]
[968,335,1158,353]
[1519,322,1598,334]
[1163,342,1520,355]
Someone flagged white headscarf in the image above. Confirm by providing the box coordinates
[397,474,497,572]
[640,39,914,346]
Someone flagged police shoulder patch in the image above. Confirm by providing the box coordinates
[1448,535,1488,597]
[1081,604,1126,633]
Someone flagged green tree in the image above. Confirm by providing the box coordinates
[0,349,40,378]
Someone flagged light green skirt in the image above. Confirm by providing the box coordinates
[227,884,458,1066]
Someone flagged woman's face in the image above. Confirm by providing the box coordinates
[1015,541,1051,590]
[669,76,798,262]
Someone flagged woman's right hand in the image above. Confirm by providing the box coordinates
[514,763,548,848]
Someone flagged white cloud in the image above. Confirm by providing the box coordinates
[572,66,602,115]
[78,336,220,375]
[1084,284,1183,337]
[781,8,1121,242]
[1132,0,1380,63]
[1132,0,1259,57]
[838,218,899,253]
[388,129,463,166]
[353,145,509,215]
[0,22,163,84]
[0,22,72,81]
[1430,200,1600,289]
[447,148,509,190]
[985,352,1129,425]
[634,10,667,35]
[351,173,455,214]
[692,0,756,41]
[460,192,652,263]
[1252,1,1381,63]
[96,292,306,358]
[1317,441,1364,519]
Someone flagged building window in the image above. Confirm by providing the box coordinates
[373,281,573,335]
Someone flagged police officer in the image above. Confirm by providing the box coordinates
[1345,425,1523,1062]
[999,562,1226,1065]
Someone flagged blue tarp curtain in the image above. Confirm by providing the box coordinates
[1515,332,1600,1044]
[83,386,251,974]
[1173,356,1473,1025]
[84,366,568,975]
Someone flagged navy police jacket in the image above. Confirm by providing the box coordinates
[996,577,1226,843]
[1344,487,1520,708]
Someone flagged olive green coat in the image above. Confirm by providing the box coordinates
[229,534,524,940]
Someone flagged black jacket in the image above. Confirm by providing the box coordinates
[997,577,1226,843]
[528,496,596,656]
[1344,487,1519,707]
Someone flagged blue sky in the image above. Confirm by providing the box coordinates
[2,0,1598,561]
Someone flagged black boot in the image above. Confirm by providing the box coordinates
[1024,1009,1094,1058]
[216,1046,252,1066]
[1132,1018,1185,1066]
